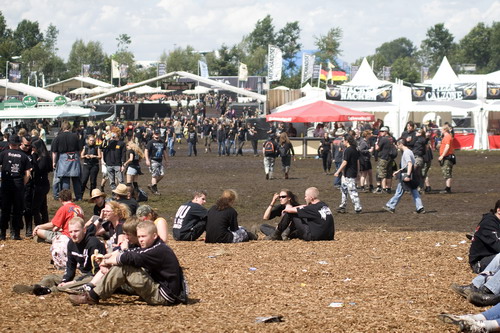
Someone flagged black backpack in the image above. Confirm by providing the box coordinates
[264,140,277,157]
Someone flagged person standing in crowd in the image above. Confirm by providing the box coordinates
[165,120,176,156]
[37,123,46,143]
[334,135,362,214]
[319,132,333,175]
[236,124,247,156]
[145,129,167,196]
[287,123,297,137]
[173,191,208,241]
[186,125,198,157]
[102,127,125,191]
[216,123,226,157]
[422,129,434,193]
[278,132,294,179]
[374,126,396,194]
[21,135,35,237]
[51,121,83,201]
[80,135,101,200]
[332,129,346,186]
[123,141,144,199]
[282,187,335,241]
[0,135,32,240]
[247,123,259,156]
[31,139,52,235]
[358,130,374,192]
[205,189,257,243]
[384,139,425,214]
[225,125,236,156]
[201,119,213,154]
[263,134,278,180]
[438,124,455,194]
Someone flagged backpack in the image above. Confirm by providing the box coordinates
[137,188,148,202]
[264,140,277,157]
[389,143,398,159]
[278,144,290,157]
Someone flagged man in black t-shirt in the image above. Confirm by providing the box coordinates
[144,129,167,195]
[172,191,208,241]
[0,135,32,240]
[334,135,362,214]
[375,126,395,193]
[283,187,334,241]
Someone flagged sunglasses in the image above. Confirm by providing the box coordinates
[279,195,288,199]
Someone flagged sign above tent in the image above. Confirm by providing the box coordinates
[326,84,392,102]
[411,83,477,101]
[487,82,500,99]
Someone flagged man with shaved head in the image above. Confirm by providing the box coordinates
[282,187,334,241]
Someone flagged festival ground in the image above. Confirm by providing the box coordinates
[1,148,499,332]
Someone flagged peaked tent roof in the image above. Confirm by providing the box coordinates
[266,100,375,123]
[44,76,114,92]
[0,79,66,102]
[428,56,459,84]
[347,58,383,86]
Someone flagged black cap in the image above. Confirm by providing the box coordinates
[154,129,161,134]
[8,134,21,145]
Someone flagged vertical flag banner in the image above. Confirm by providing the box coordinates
[238,62,248,81]
[119,64,129,78]
[382,66,391,81]
[158,63,167,76]
[111,59,120,79]
[199,60,209,78]
[267,45,282,82]
[312,64,321,79]
[301,54,315,83]
[350,65,359,81]
[82,64,90,77]
[421,66,429,82]
[9,63,21,83]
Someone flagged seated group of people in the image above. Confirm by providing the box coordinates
[13,185,335,307]
[440,200,500,332]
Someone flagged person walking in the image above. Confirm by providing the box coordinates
[334,135,362,214]
[278,132,294,179]
[263,134,278,180]
[80,135,101,199]
[144,129,167,196]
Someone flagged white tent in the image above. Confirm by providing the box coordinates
[0,106,108,119]
[44,76,114,92]
[70,87,93,94]
[0,79,67,102]
[272,86,290,91]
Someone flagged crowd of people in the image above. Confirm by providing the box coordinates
[0,113,461,310]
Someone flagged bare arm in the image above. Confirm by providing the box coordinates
[263,193,280,220]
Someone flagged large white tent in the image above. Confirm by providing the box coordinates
[0,79,66,102]
[44,76,114,93]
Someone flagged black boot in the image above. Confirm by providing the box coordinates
[25,221,33,238]
[265,229,282,241]
[247,231,258,241]
[0,229,6,241]
[468,288,500,306]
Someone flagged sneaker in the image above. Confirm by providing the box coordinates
[373,187,382,194]
[355,209,362,214]
[147,184,154,193]
[265,174,269,180]
[337,207,346,214]
[438,313,486,333]
[247,231,259,241]
[416,208,426,214]
[384,188,392,194]
[383,206,395,213]
[450,283,479,298]
[69,291,99,306]
[424,186,431,193]
[285,172,289,179]
[439,189,452,194]
[33,284,52,296]
[153,190,161,196]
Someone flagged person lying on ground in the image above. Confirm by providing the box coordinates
[13,217,105,295]
[172,190,208,241]
[69,221,188,306]
[136,204,169,243]
[282,187,335,241]
[260,189,300,240]
[205,189,257,243]
[451,200,500,306]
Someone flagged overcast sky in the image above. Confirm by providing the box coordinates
[2,0,499,66]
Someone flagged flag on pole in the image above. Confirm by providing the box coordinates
[320,69,347,81]
[111,59,120,79]
[238,62,248,81]
[301,53,315,83]
[82,64,90,77]
[8,63,21,83]
[267,45,282,82]
[119,64,129,78]
[198,60,209,78]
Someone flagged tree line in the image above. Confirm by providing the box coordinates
[1,11,499,89]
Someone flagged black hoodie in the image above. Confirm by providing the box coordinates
[469,212,500,266]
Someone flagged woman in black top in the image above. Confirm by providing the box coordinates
[123,142,144,199]
[261,189,300,240]
[318,132,333,174]
[278,132,295,179]
[80,135,101,199]
[205,189,257,243]
[31,139,53,229]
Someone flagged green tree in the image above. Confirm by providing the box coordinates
[44,23,59,53]
[314,27,343,67]
[457,22,491,72]
[420,23,456,72]
[375,37,415,64]
[390,57,420,83]
[165,45,201,73]
[67,39,107,77]
[207,44,240,76]
[488,22,500,72]
[275,21,301,72]
[13,19,44,54]
[246,15,275,52]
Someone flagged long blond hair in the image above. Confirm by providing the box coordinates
[127,142,144,159]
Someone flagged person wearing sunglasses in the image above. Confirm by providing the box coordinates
[260,189,300,240]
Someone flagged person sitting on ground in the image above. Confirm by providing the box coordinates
[99,201,129,251]
[282,187,335,241]
[450,200,500,306]
[33,189,84,243]
[205,189,258,243]
[112,183,138,215]
[439,305,500,332]
[90,188,107,216]
[136,205,169,243]
[13,217,106,295]
[68,221,188,306]
[260,189,300,241]
[172,190,208,241]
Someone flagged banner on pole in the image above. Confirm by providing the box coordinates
[82,64,90,77]
[111,59,120,79]
[267,45,282,82]
[119,64,129,79]
[158,63,167,76]
[238,62,248,81]
[312,64,321,79]
[8,63,21,83]
[301,54,315,83]
[199,60,209,78]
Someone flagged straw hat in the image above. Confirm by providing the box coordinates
[112,184,129,197]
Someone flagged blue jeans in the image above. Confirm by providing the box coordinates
[473,254,500,294]
[60,177,82,201]
[217,141,225,156]
[385,182,423,211]
[225,139,235,155]
[167,137,175,156]
[334,162,342,185]
[52,173,60,199]
[481,302,500,323]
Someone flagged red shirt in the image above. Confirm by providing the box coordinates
[51,202,84,237]
[439,132,454,157]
